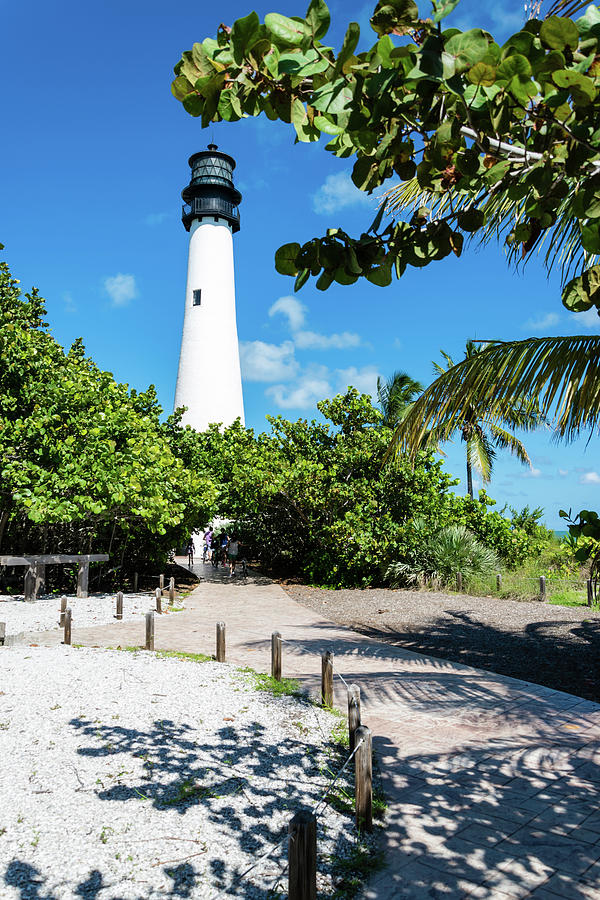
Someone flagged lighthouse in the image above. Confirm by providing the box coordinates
[174,144,245,430]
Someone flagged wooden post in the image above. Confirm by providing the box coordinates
[539,575,547,602]
[216,622,226,662]
[0,622,5,647]
[159,574,165,592]
[155,587,162,614]
[145,611,154,651]
[34,563,45,597]
[354,725,373,833]
[168,577,175,604]
[321,650,333,708]
[133,572,139,592]
[64,607,72,646]
[456,572,463,592]
[496,573,502,591]
[587,579,593,607]
[24,567,36,602]
[288,809,317,900]
[116,591,123,620]
[271,631,282,681]
[77,562,89,599]
[59,595,67,627]
[348,684,361,754]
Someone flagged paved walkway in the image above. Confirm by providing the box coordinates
[16,562,600,898]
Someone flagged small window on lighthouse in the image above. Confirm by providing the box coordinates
[192,290,202,306]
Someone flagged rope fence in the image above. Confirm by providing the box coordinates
[449,571,596,604]
[15,575,377,899]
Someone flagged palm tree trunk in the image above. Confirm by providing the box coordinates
[466,458,473,499]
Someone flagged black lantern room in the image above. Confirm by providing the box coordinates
[181,144,242,233]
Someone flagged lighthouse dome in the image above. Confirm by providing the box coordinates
[181,144,241,233]
[190,145,235,188]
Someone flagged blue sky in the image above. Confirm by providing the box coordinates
[1,0,598,528]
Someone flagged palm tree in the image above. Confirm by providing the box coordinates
[391,336,600,482]
[376,370,424,428]
[391,340,541,499]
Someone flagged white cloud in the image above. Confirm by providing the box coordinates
[240,340,298,382]
[268,294,362,351]
[63,292,77,314]
[312,172,374,215]
[266,367,331,409]
[104,273,138,307]
[269,296,307,331]
[581,471,600,484]
[572,307,600,329]
[558,469,569,477]
[335,365,379,397]
[522,467,542,478]
[524,312,560,332]
[295,330,362,350]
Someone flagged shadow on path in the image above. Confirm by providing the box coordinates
[348,608,600,703]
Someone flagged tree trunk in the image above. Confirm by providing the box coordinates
[466,459,473,499]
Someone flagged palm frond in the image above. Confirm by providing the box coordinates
[383,171,598,290]
[545,0,591,17]
[488,424,532,467]
[467,430,495,482]
[482,395,545,431]
[378,369,424,427]
[393,335,600,456]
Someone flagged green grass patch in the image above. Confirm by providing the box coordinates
[155,649,212,663]
[239,667,304,699]
[330,720,349,749]
[329,843,385,899]
[548,590,591,608]
[112,646,211,662]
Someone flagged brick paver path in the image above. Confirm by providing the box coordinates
[16,562,600,898]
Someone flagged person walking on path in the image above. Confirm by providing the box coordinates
[227,535,241,577]
[203,526,214,563]
[186,537,195,568]
[219,531,229,568]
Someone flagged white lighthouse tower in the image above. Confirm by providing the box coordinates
[174,144,245,430]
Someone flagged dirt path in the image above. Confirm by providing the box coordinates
[282,584,600,703]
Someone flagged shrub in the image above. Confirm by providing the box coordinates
[386,523,499,586]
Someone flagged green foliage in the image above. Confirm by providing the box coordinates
[0,258,217,570]
[427,524,499,579]
[559,507,600,578]
[174,0,600,317]
[1,255,548,588]
[459,492,542,567]
[386,520,499,584]
[184,390,546,586]
[376,369,423,428]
